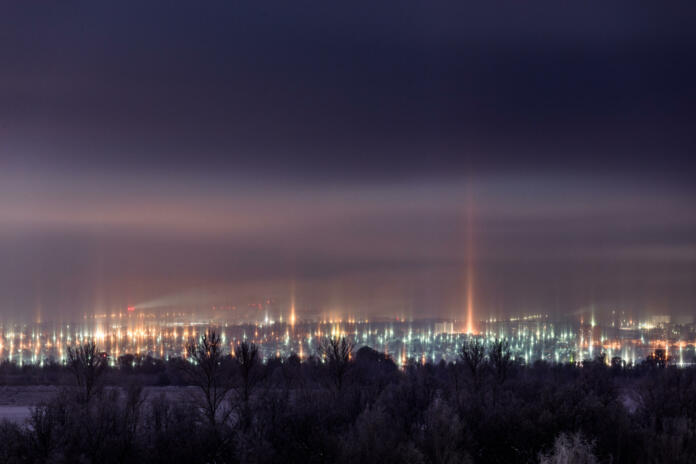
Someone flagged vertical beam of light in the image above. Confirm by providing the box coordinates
[466,185,475,335]
[290,280,296,328]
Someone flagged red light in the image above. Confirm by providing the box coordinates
[127,306,135,312]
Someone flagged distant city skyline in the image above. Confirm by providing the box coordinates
[1,311,695,368]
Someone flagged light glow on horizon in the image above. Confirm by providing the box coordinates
[465,186,475,335]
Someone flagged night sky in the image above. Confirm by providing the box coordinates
[1,2,695,322]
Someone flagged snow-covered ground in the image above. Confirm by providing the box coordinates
[0,385,59,424]
[0,385,200,424]
[0,406,32,423]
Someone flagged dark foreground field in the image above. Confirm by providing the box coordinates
[1,336,695,464]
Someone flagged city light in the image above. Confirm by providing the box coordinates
[0,309,692,367]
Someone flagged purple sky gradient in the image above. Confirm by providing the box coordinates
[1,2,695,321]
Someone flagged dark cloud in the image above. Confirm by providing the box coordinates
[2,2,695,181]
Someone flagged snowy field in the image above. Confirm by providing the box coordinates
[0,406,32,423]
[0,385,199,424]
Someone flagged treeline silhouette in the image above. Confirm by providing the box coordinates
[0,332,695,463]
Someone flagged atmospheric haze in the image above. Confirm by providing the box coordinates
[1,2,695,322]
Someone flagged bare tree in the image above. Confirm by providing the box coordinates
[319,337,354,392]
[610,356,624,370]
[646,349,669,369]
[488,339,512,385]
[67,341,107,402]
[234,340,260,429]
[459,338,486,391]
[183,330,233,427]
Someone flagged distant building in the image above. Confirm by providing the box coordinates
[673,315,695,325]
[434,321,454,335]
[650,315,671,326]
